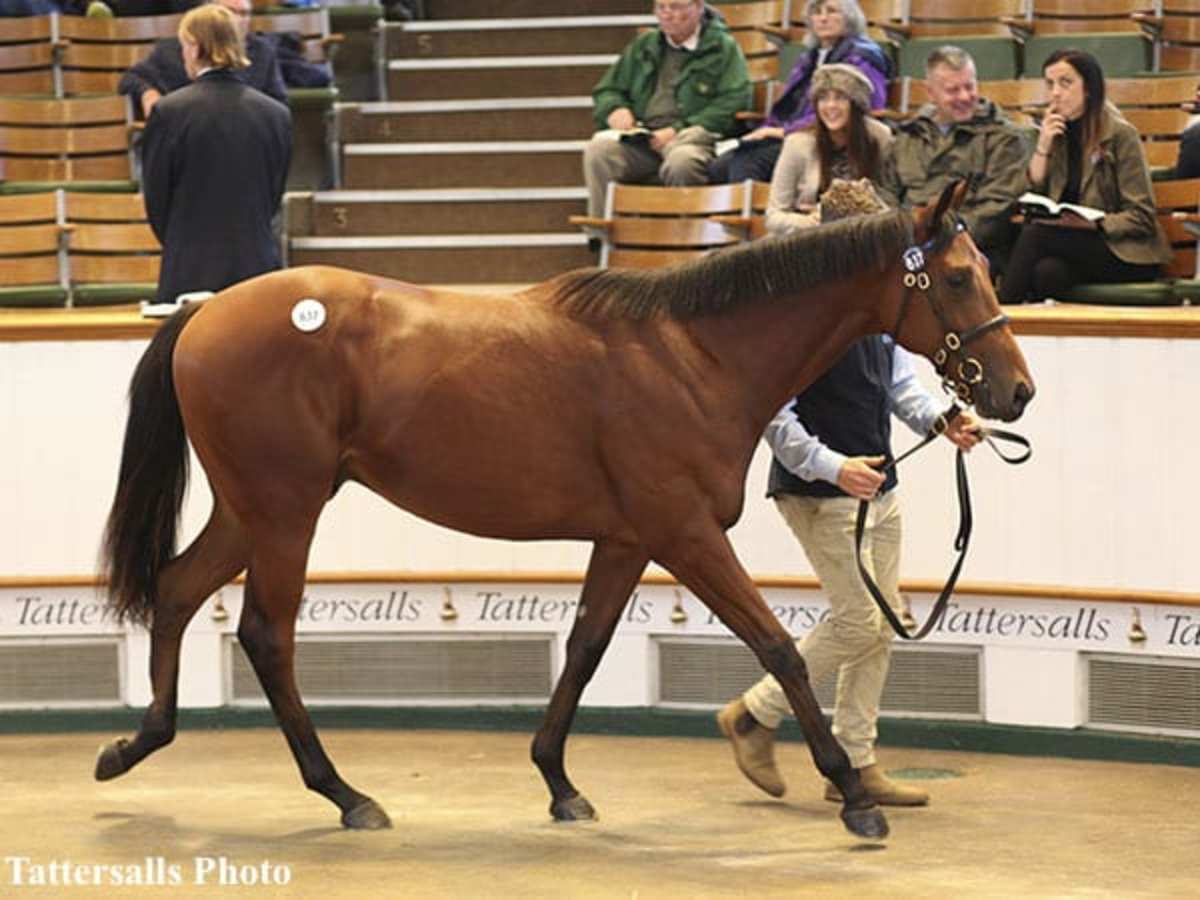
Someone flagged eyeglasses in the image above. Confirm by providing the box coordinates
[655,2,696,14]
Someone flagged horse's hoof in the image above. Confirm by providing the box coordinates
[342,798,392,830]
[94,739,130,782]
[550,793,596,822]
[841,803,889,840]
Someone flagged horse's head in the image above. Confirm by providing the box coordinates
[890,180,1035,422]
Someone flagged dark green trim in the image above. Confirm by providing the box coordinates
[0,287,68,309]
[3,706,1199,767]
[287,87,340,109]
[871,718,1200,767]
[1053,282,1180,306]
[329,4,385,28]
[71,283,158,306]
[0,181,137,196]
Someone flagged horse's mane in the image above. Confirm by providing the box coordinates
[551,207,917,321]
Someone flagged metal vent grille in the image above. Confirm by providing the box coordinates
[229,636,553,703]
[0,640,122,707]
[880,647,981,717]
[1087,654,1200,737]
[657,639,981,718]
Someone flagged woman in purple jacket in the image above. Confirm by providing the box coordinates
[709,0,890,183]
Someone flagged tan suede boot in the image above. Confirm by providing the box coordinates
[716,698,786,798]
[824,764,929,806]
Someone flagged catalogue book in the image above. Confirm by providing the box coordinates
[1017,192,1105,223]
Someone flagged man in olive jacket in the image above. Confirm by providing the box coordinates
[582,0,751,217]
[878,46,1029,277]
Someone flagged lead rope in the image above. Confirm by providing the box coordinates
[853,406,1032,640]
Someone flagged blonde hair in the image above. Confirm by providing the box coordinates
[179,4,249,70]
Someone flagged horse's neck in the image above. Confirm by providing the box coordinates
[686,272,887,428]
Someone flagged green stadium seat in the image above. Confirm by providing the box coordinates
[1022,32,1153,78]
[1052,178,1200,307]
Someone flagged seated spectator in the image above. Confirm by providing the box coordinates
[765,63,892,236]
[877,46,1028,279]
[999,49,1170,304]
[118,0,286,118]
[268,30,333,89]
[709,0,890,184]
[581,0,751,219]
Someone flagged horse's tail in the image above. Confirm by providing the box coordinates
[101,304,203,627]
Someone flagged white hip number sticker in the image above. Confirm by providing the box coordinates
[291,298,327,333]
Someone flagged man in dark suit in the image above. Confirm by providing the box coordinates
[118,0,286,119]
[141,2,292,305]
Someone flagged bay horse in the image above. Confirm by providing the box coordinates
[97,181,1033,841]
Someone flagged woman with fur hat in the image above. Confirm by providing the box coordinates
[765,63,893,235]
[709,0,890,184]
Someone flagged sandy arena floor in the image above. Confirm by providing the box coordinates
[0,728,1197,898]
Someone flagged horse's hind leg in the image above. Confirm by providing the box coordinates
[658,528,888,840]
[96,502,248,781]
[237,536,390,830]
[532,540,648,821]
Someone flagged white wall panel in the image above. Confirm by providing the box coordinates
[0,333,1196,597]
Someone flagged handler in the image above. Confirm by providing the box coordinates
[718,180,984,806]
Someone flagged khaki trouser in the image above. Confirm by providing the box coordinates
[582,125,718,217]
[743,491,901,769]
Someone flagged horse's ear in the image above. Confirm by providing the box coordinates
[913,179,967,243]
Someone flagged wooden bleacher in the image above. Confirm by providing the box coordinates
[0,192,68,308]
[56,12,181,96]
[3,1,1200,296]
[0,94,137,194]
[0,14,57,96]
[62,190,159,307]
[0,189,159,309]
[569,181,760,269]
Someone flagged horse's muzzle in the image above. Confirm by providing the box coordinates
[1003,379,1035,422]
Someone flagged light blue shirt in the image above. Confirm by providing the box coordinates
[763,339,947,488]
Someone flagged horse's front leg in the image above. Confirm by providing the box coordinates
[658,527,888,840]
[531,539,648,822]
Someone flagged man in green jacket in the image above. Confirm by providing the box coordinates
[583,0,751,218]
[878,45,1030,278]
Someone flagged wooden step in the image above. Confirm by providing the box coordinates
[336,98,594,142]
[386,55,615,101]
[382,16,652,58]
[288,233,594,283]
[423,0,647,19]
[341,139,585,189]
[286,187,587,236]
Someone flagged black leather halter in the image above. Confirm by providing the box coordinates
[891,219,1012,410]
[854,219,1031,641]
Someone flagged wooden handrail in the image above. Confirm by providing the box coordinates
[3,572,1196,607]
[567,215,609,229]
[4,304,1200,343]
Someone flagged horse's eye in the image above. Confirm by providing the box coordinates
[945,269,970,289]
